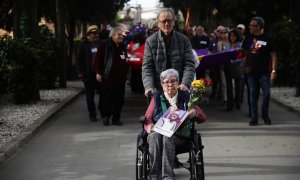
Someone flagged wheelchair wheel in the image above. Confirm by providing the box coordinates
[136,136,149,180]
[190,132,205,180]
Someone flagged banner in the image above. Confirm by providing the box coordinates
[196,48,240,70]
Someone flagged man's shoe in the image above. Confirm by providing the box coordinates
[103,117,109,126]
[249,118,258,126]
[89,116,97,122]
[226,107,233,111]
[112,121,123,126]
[89,113,97,122]
[263,116,272,125]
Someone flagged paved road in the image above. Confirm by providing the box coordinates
[0,86,299,180]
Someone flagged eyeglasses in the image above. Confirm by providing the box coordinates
[159,19,173,25]
[162,79,178,85]
[219,31,227,34]
[249,24,258,28]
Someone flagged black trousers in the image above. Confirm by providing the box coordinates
[101,83,126,122]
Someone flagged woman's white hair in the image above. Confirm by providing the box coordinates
[160,69,179,83]
[109,26,124,37]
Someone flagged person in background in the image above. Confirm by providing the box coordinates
[190,25,210,79]
[236,23,251,110]
[208,25,225,101]
[77,25,101,122]
[217,27,230,106]
[142,8,195,96]
[224,29,243,111]
[94,26,129,126]
[191,25,210,50]
[242,16,277,126]
[236,24,246,43]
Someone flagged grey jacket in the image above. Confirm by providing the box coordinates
[142,30,195,90]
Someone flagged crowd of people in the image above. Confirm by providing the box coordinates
[77,8,277,126]
[76,7,277,180]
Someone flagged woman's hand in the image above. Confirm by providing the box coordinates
[188,108,197,118]
[146,123,154,134]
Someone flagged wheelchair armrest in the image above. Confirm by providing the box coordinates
[139,116,146,123]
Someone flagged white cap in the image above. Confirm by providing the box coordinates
[237,24,245,29]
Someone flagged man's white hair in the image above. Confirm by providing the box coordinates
[156,8,176,21]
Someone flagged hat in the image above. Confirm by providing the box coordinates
[86,25,99,35]
[237,24,245,29]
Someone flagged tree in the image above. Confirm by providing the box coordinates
[55,0,67,88]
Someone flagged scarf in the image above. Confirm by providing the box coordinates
[163,91,178,109]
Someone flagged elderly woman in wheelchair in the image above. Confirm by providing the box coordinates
[144,69,206,180]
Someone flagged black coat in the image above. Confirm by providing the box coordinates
[77,38,101,81]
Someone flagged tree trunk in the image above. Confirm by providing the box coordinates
[67,10,75,80]
[28,0,38,38]
[56,0,67,88]
[28,0,40,101]
[12,0,22,38]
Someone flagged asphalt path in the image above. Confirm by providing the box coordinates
[0,86,299,180]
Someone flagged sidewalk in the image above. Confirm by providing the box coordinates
[0,81,83,164]
[0,82,299,180]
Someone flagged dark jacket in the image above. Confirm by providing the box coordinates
[94,38,128,85]
[77,38,101,81]
[144,90,206,131]
[152,90,189,123]
[142,30,195,90]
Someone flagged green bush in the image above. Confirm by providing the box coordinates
[0,25,59,103]
[33,25,59,89]
[270,19,300,94]
[0,36,40,104]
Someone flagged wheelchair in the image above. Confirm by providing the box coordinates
[135,116,205,180]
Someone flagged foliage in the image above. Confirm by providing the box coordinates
[0,36,40,104]
[0,25,59,103]
[34,25,59,89]
[160,0,293,32]
[0,0,12,30]
[270,19,300,96]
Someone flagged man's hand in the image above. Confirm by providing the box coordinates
[144,88,157,97]
[178,84,189,91]
[96,74,102,82]
[271,71,276,81]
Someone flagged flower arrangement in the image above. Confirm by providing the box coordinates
[188,78,212,110]
[176,78,212,137]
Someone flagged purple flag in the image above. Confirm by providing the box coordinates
[197,48,239,70]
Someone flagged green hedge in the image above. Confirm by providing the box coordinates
[0,36,40,103]
[270,19,300,96]
[0,25,59,103]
